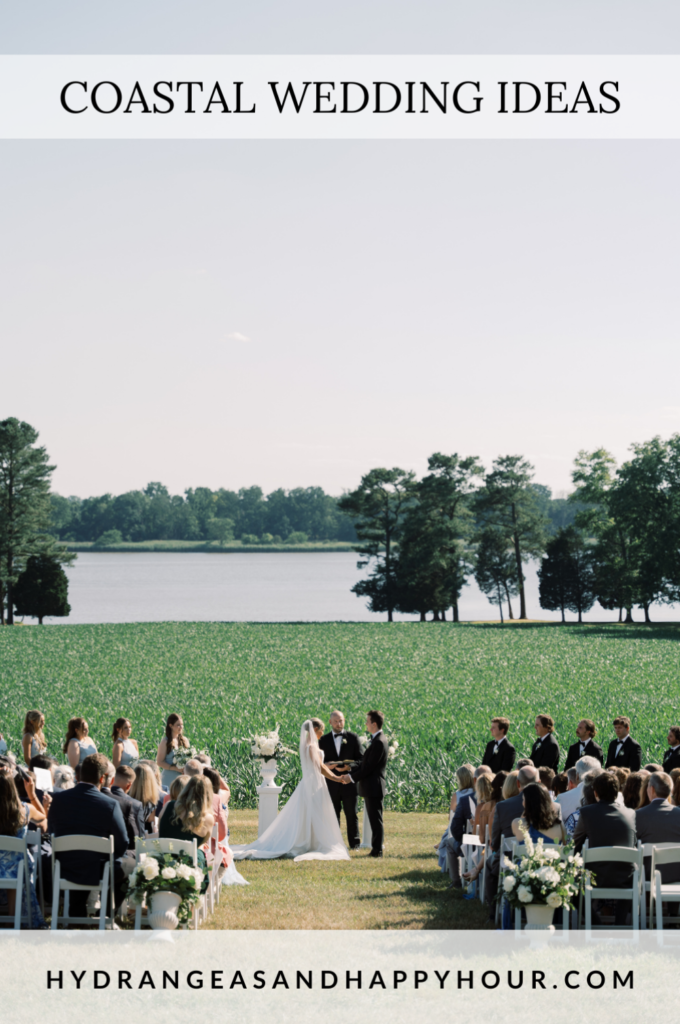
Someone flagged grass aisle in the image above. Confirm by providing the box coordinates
[206,810,490,929]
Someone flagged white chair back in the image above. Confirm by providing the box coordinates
[51,834,115,930]
[0,836,32,929]
[582,846,643,931]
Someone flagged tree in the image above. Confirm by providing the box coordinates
[0,418,55,625]
[13,553,71,624]
[538,526,596,623]
[474,527,519,624]
[396,453,483,621]
[475,456,549,619]
[338,468,416,621]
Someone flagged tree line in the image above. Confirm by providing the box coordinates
[50,484,358,546]
[338,439,680,623]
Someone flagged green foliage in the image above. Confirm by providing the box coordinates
[93,529,123,548]
[538,526,596,623]
[474,527,519,622]
[12,554,71,625]
[1,621,677,812]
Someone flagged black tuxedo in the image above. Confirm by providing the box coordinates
[318,730,364,849]
[564,739,604,772]
[482,738,516,773]
[662,747,680,774]
[605,736,642,772]
[530,733,560,771]
[107,785,146,848]
[349,731,388,856]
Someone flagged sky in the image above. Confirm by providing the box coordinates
[1,2,679,501]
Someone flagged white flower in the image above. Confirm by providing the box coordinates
[138,854,147,863]
[261,739,277,757]
[142,860,159,880]
[517,885,533,903]
[503,875,516,892]
[547,892,563,909]
[161,867,177,880]
[537,866,560,886]
[543,848,561,861]
[176,864,193,880]
[191,868,204,887]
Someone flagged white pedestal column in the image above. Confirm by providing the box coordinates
[257,758,283,837]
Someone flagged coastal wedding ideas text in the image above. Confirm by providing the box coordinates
[58,79,621,117]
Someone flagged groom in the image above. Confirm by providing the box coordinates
[342,710,388,858]
[318,711,364,849]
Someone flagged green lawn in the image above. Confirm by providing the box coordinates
[1,621,678,811]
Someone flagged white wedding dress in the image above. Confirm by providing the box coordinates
[231,721,350,862]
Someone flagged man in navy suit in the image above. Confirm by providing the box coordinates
[48,752,129,917]
[106,765,146,847]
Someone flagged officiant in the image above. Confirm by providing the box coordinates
[318,711,364,850]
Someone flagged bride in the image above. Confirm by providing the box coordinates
[231,718,350,862]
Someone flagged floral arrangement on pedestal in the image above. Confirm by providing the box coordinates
[125,850,204,924]
[248,726,297,762]
[359,732,401,761]
[501,828,584,912]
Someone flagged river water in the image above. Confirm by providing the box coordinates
[44,552,678,625]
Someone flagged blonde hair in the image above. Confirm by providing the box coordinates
[139,759,163,787]
[475,773,495,803]
[456,764,474,792]
[502,771,520,800]
[129,763,160,806]
[169,774,190,801]
[173,776,212,834]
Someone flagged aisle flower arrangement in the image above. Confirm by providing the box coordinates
[125,850,204,924]
[501,827,584,911]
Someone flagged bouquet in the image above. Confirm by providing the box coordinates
[125,848,205,924]
[173,744,209,771]
[501,826,584,911]
[248,726,297,762]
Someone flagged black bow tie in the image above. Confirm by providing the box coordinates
[333,733,343,738]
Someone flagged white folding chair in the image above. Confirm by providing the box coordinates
[495,837,515,926]
[51,835,115,930]
[637,841,680,928]
[582,846,643,930]
[24,828,44,917]
[0,836,32,929]
[133,836,202,930]
[650,846,680,929]
[479,824,490,904]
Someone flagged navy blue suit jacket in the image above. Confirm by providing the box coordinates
[48,782,128,885]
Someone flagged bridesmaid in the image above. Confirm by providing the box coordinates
[22,710,47,766]
[156,713,189,791]
[112,717,139,769]
[64,717,97,770]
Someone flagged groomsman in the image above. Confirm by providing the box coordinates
[318,711,364,849]
[662,727,680,774]
[564,719,604,772]
[605,716,642,771]
[482,717,516,773]
[529,714,560,771]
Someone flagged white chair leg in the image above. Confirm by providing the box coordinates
[14,862,24,930]
[134,898,143,930]
[585,887,592,931]
[656,880,663,930]
[64,889,70,919]
[99,866,109,930]
[51,862,61,930]
[514,907,521,930]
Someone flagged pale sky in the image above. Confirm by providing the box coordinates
[2,3,678,500]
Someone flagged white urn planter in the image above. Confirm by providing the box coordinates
[257,758,283,837]
[524,903,556,931]
[148,890,182,930]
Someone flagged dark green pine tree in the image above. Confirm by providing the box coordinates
[539,526,596,623]
[13,553,71,624]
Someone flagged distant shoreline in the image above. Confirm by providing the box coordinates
[64,541,357,553]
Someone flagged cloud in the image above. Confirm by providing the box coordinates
[661,406,680,418]
[226,331,250,343]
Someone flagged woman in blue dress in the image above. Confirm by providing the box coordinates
[504,783,566,929]
[156,713,190,791]
[21,710,47,766]
[111,718,139,770]
[0,774,46,927]
[64,718,97,770]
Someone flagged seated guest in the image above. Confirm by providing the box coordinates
[184,759,204,777]
[161,773,190,812]
[194,753,212,767]
[564,719,604,772]
[530,715,560,772]
[564,769,601,836]
[644,764,664,774]
[669,767,680,785]
[611,766,630,791]
[139,760,166,815]
[622,770,649,810]
[556,755,601,820]
[573,771,636,924]
[159,776,214,888]
[202,767,232,870]
[101,761,116,794]
[129,763,160,833]
[538,767,555,790]
[53,765,75,791]
[107,766,146,847]
[0,774,45,926]
[47,752,128,916]
[462,773,497,883]
[636,772,680,883]
[482,717,516,773]
[637,772,653,809]
[485,767,540,916]
[502,771,520,801]
[552,772,569,797]
[605,717,642,771]
[516,758,534,769]
[663,729,680,773]
[673,774,680,808]
[512,782,566,844]
[442,765,476,888]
